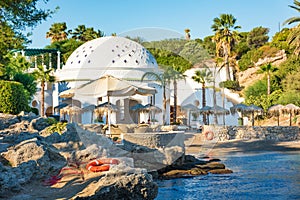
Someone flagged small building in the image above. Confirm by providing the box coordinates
[52,36,165,124]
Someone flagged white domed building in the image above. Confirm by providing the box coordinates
[51,36,165,124]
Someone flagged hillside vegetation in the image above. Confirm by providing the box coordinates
[140,25,300,111]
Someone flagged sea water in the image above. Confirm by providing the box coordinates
[156,152,300,200]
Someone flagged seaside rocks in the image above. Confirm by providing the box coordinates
[74,172,158,200]
[0,113,20,130]
[29,117,50,132]
[0,161,38,196]
[1,138,66,177]
[159,155,232,179]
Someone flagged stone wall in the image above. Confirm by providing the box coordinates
[203,125,300,141]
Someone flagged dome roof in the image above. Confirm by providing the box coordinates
[57,36,158,81]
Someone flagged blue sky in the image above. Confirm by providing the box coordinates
[29,0,297,48]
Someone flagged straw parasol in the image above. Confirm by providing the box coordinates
[230,103,250,116]
[60,105,82,123]
[247,104,263,126]
[59,88,75,98]
[199,105,230,125]
[142,104,162,113]
[82,105,96,123]
[182,104,200,127]
[282,103,300,126]
[142,104,162,123]
[130,103,145,112]
[268,104,285,126]
[199,105,213,125]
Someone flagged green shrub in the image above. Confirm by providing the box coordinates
[219,80,240,90]
[244,80,267,98]
[46,117,58,125]
[30,107,39,115]
[0,80,29,114]
[46,122,67,135]
[277,91,300,106]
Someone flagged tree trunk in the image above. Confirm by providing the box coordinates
[267,73,271,95]
[213,81,218,124]
[163,85,166,125]
[173,80,177,124]
[41,81,45,117]
[202,83,207,124]
[225,54,231,81]
[223,43,231,81]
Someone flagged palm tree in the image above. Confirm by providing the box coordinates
[284,0,300,25]
[69,25,103,42]
[192,68,213,124]
[184,29,191,40]
[167,65,186,124]
[287,25,300,56]
[257,63,278,96]
[46,22,68,43]
[32,65,55,117]
[284,0,300,56]
[211,14,241,81]
[141,69,171,125]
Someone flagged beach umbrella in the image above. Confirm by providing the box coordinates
[199,105,230,125]
[199,106,213,125]
[282,104,300,126]
[247,104,263,126]
[142,104,162,113]
[211,105,230,115]
[230,103,250,116]
[130,103,145,124]
[211,105,230,125]
[60,105,82,123]
[142,104,162,123]
[230,103,252,125]
[60,75,156,134]
[82,105,96,123]
[182,104,200,127]
[59,88,75,98]
[130,103,145,111]
[268,104,285,126]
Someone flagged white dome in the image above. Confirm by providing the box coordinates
[56,36,158,81]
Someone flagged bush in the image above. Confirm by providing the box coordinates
[219,80,240,90]
[46,122,67,135]
[0,80,29,114]
[30,107,39,115]
[277,91,300,106]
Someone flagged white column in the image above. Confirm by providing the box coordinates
[57,51,61,70]
[52,82,59,115]
[49,53,52,69]
[41,54,44,66]
[35,56,37,68]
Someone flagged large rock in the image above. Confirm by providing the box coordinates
[74,172,158,200]
[0,114,20,130]
[29,117,50,131]
[1,138,66,177]
[0,161,39,196]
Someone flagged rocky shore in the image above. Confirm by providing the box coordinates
[0,113,232,199]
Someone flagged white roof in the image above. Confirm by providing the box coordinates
[56,36,158,81]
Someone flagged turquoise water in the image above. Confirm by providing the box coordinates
[156,152,300,200]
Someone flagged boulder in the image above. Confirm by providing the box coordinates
[29,117,50,131]
[0,114,20,130]
[1,138,66,178]
[208,169,233,174]
[73,172,158,200]
[0,160,38,196]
